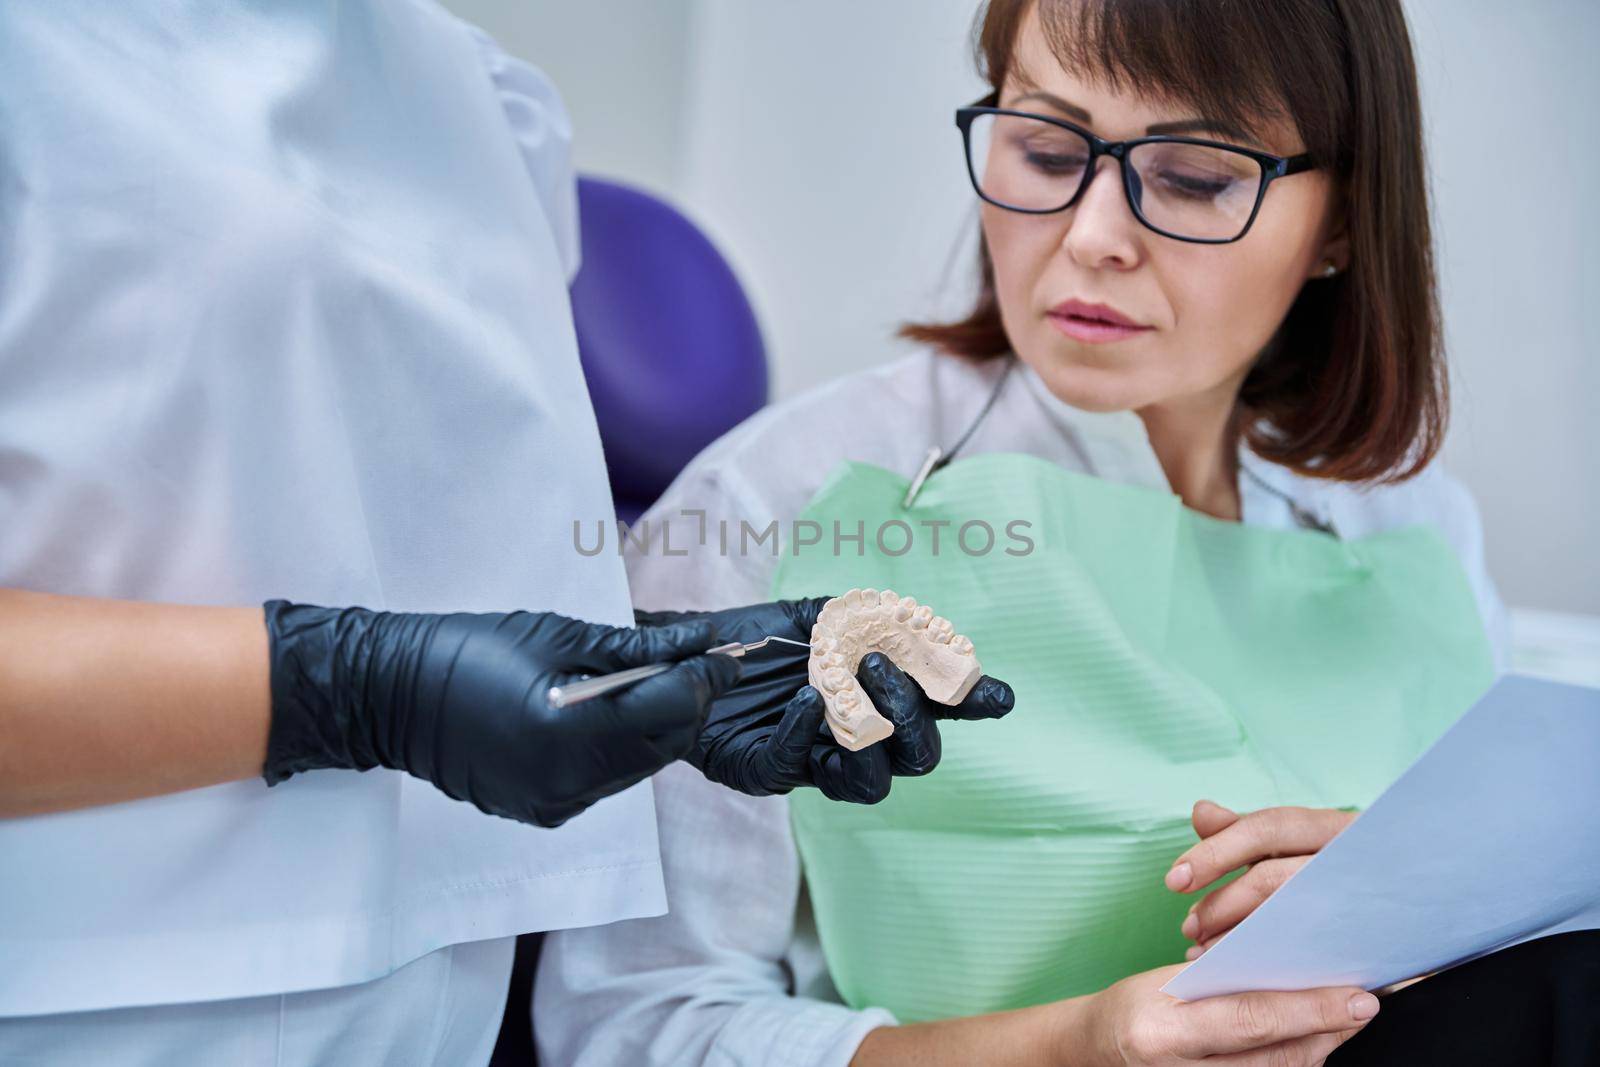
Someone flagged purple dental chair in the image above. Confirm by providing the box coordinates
[490,176,767,1067]
[569,175,768,523]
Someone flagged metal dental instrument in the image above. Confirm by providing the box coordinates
[1238,460,1340,537]
[902,355,1016,508]
[546,635,811,709]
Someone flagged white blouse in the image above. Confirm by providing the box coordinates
[534,349,1510,1067]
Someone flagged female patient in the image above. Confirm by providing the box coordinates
[532,1,1588,1064]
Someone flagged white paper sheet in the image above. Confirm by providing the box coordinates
[1163,674,1600,1000]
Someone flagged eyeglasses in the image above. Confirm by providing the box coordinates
[956,94,1317,244]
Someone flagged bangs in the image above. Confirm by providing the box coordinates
[981,0,1350,167]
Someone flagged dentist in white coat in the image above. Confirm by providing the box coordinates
[0,2,1016,1063]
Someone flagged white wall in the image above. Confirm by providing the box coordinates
[675,0,987,400]
[441,0,692,195]
[445,0,1597,615]
[1408,0,1599,616]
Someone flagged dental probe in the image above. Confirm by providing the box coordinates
[546,635,811,709]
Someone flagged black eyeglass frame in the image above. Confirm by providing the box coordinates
[955,93,1317,245]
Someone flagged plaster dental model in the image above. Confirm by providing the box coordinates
[809,588,982,751]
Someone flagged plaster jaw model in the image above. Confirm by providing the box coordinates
[808,588,983,751]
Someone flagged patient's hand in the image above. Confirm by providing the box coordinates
[1080,966,1374,1066]
[1166,801,1357,957]
[853,963,1376,1067]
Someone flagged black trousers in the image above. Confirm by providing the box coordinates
[1331,931,1600,1066]
[489,932,542,1067]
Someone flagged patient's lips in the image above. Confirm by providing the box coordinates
[1048,298,1153,343]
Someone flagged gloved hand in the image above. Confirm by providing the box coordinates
[635,598,1015,804]
[262,602,742,827]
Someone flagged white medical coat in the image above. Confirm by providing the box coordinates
[0,0,665,1028]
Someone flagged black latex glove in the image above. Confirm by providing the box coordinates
[635,598,1015,804]
[262,602,742,827]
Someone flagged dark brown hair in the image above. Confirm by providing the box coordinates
[904,0,1446,483]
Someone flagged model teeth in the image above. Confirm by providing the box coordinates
[806,588,984,752]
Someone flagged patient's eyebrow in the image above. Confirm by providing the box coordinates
[1010,90,1092,125]
[1145,117,1264,148]
[1008,89,1264,148]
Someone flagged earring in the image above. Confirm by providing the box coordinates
[1319,260,1339,278]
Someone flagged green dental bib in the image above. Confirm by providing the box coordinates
[771,453,1494,1022]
